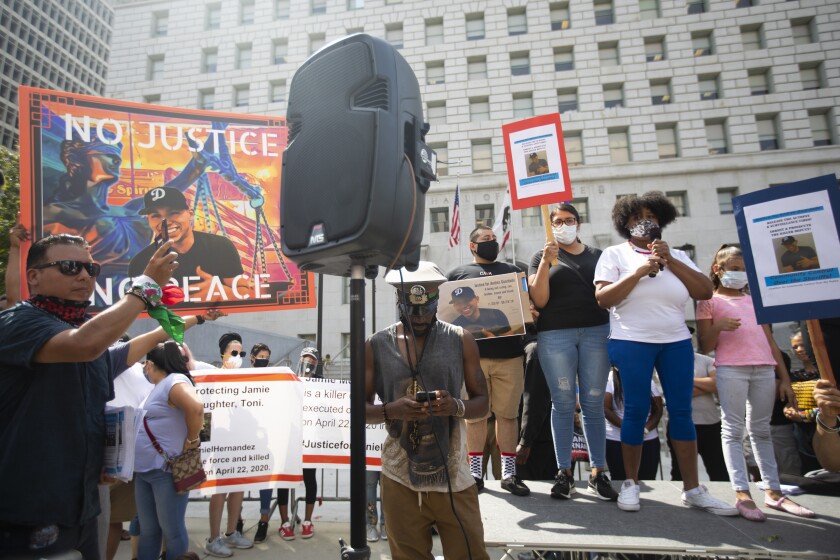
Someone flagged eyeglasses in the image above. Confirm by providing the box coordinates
[551,217,577,226]
[227,350,244,357]
[30,260,101,277]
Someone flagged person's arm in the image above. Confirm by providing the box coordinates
[650,240,713,300]
[34,241,178,363]
[125,309,226,366]
[813,379,840,472]
[763,324,795,405]
[4,217,29,308]
[604,393,622,428]
[646,395,664,432]
[168,380,206,452]
[595,256,660,309]
[694,368,717,394]
[528,245,556,309]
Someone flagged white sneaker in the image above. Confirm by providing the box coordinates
[205,536,233,558]
[617,480,641,512]
[381,523,387,541]
[681,485,739,516]
[366,524,380,542]
[223,530,254,549]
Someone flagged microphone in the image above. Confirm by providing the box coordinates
[647,224,664,278]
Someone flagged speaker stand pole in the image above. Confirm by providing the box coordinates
[339,263,371,560]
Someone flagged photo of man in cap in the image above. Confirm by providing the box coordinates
[779,235,820,273]
[128,187,243,299]
[449,286,514,340]
[527,152,549,177]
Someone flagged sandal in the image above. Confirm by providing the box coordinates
[735,498,766,522]
[764,496,816,518]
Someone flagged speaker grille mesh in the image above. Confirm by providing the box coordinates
[354,79,389,110]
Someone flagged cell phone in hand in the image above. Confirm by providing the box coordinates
[155,218,169,248]
[415,391,437,402]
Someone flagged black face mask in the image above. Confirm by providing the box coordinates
[473,239,499,261]
[253,358,269,368]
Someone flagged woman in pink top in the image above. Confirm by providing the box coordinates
[697,244,813,521]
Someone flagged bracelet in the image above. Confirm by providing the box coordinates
[798,408,818,422]
[382,402,390,423]
[124,275,163,308]
[196,315,206,325]
[454,398,465,418]
[815,411,840,433]
[187,436,200,444]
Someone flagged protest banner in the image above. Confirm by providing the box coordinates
[437,272,530,340]
[18,86,314,314]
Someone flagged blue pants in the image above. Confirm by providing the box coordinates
[134,469,190,560]
[366,471,385,526]
[608,338,695,446]
[538,324,610,469]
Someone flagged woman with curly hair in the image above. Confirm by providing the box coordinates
[593,191,736,516]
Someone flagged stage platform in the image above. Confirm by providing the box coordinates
[479,480,840,559]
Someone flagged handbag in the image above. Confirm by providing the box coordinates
[571,427,590,463]
[143,417,206,494]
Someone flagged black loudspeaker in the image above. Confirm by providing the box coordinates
[281,34,436,278]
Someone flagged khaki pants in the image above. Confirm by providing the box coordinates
[381,475,489,560]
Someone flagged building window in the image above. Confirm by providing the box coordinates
[564,131,583,166]
[706,121,728,155]
[756,115,779,151]
[809,111,832,146]
[475,204,495,227]
[510,52,530,76]
[472,140,492,173]
[144,94,161,104]
[657,125,678,159]
[468,56,487,79]
[645,36,665,62]
[692,31,713,56]
[429,142,448,176]
[152,11,168,37]
[206,3,221,29]
[687,0,706,14]
[594,0,614,25]
[270,80,286,103]
[554,46,574,71]
[310,33,325,54]
[570,198,589,222]
[748,68,771,95]
[347,0,364,9]
[470,97,490,122]
[609,129,630,163]
[717,188,738,214]
[557,88,578,113]
[599,42,620,67]
[698,74,720,100]
[465,13,485,40]
[386,23,403,49]
[426,61,444,85]
[741,25,765,51]
[311,0,326,15]
[237,44,252,70]
[199,89,215,110]
[273,39,288,64]
[521,206,542,227]
[426,18,444,45]
[275,0,290,19]
[347,26,364,34]
[508,7,527,36]
[651,80,671,105]
[512,92,534,118]
[666,191,688,217]
[234,85,249,107]
[430,207,449,233]
[639,0,659,20]
[604,84,624,109]
[427,101,446,125]
[736,0,754,7]
[147,55,164,81]
[299,333,317,344]
[202,48,218,73]
[791,17,816,45]
[550,2,570,30]
[800,63,822,90]
[240,0,255,24]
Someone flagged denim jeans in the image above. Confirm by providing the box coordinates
[134,469,190,560]
[259,488,279,516]
[716,365,780,492]
[366,471,384,526]
[538,324,610,470]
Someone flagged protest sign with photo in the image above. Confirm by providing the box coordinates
[437,273,530,339]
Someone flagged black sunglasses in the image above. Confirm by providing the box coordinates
[31,260,101,278]
[227,350,244,357]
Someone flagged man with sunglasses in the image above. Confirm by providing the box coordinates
[0,233,183,559]
[364,261,490,560]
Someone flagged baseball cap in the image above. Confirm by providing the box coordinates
[139,187,190,215]
[781,236,796,245]
[300,346,319,360]
[450,286,476,303]
[384,261,447,287]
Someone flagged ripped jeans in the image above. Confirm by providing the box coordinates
[538,324,610,470]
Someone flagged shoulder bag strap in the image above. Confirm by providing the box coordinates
[553,249,595,292]
[143,416,169,460]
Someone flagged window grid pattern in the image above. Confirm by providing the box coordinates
[472,140,493,173]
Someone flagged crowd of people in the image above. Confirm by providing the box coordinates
[1,190,839,560]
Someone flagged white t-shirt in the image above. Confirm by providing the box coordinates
[692,353,720,425]
[594,243,700,343]
[604,370,662,442]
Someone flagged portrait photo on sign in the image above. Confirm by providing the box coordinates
[526,151,550,177]
[437,274,527,340]
[775,233,821,274]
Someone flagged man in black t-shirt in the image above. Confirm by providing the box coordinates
[527,153,549,176]
[780,236,820,272]
[450,286,514,339]
[129,187,244,301]
[447,225,530,497]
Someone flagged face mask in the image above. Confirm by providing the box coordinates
[253,358,269,368]
[629,219,661,240]
[225,355,243,368]
[552,224,577,245]
[473,239,499,261]
[720,271,748,290]
[297,361,317,376]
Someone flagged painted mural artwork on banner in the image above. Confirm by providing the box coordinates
[18,86,314,314]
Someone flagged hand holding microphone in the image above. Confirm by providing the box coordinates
[629,220,665,277]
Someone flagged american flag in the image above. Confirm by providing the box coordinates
[449,184,461,247]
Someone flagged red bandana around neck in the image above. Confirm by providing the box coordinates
[28,294,91,327]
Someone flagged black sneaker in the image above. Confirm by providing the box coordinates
[473,476,484,491]
[501,475,531,496]
[551,470,576,499]
[587,471,619,501]
[254,521,268,543]
[236,517,244,534]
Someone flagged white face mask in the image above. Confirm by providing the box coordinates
[225,355,243,368]
[552,224,577,245]
[720,271,748,290]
